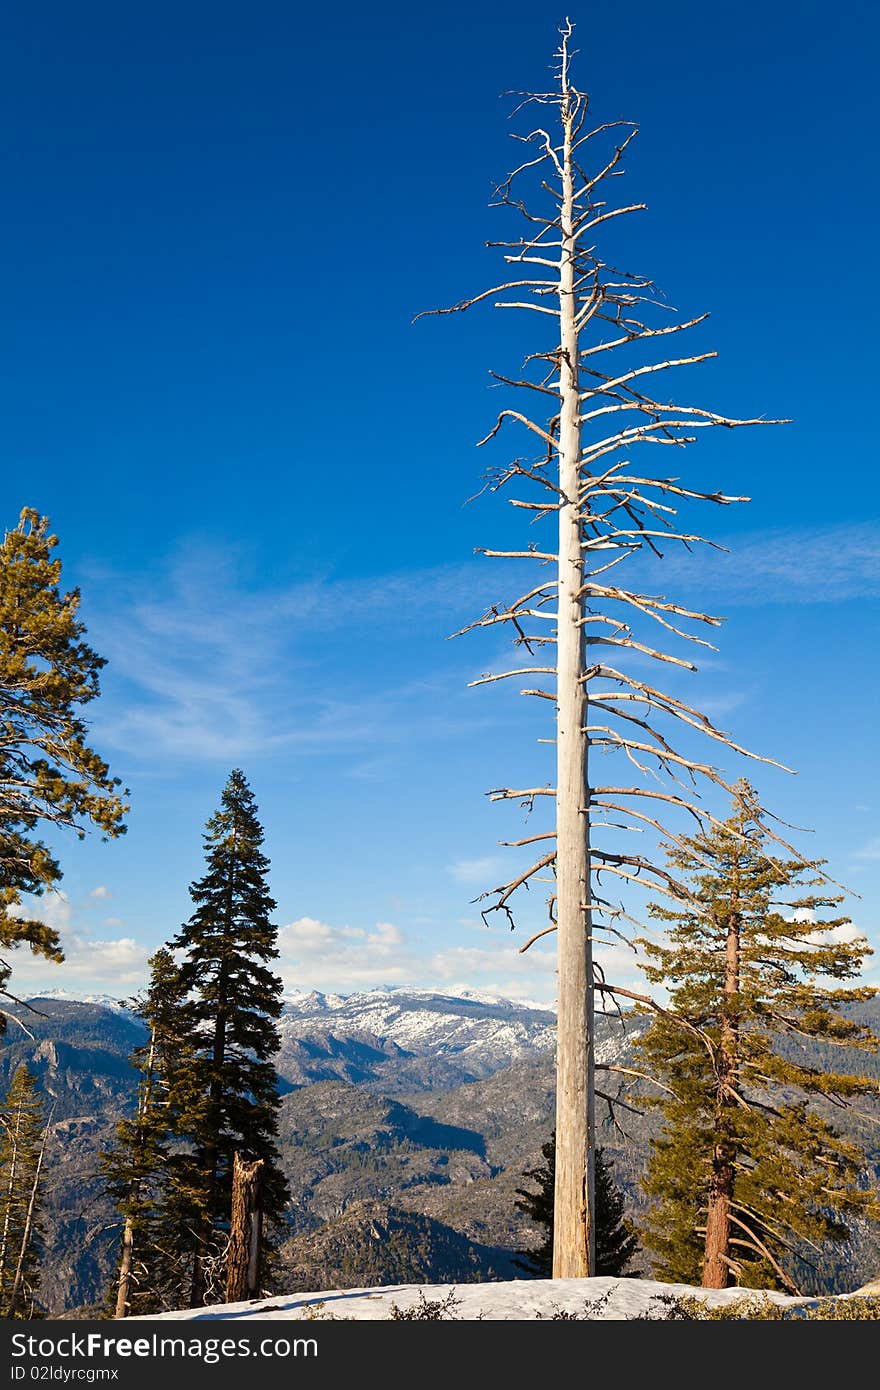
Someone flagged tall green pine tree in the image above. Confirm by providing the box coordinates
[102,949,208,1316]
[0,509,127,1023]
[171,769,289,1303]
[637,781,879,1292]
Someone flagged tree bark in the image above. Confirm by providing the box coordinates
[114,1216,135,1319]
[703,1144,734,1288]
[552,48,594,1280]
[703,894,741,1288]
[225,1154,264,1303]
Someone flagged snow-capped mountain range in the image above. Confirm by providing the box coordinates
[272,987,635,1090]
[26,985,635,1091]
[278,987,556,1069]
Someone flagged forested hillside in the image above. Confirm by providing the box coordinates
[11,994,879,1313]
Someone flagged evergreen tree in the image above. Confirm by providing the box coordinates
[637,782,879,1292]
[0,1064,50,1317]
[0,509,128,1022]
[171,770,289,1303]
[102,950,208,1316]
[515,1134,639,1276]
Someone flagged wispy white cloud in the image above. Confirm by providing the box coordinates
[428,942,556,1001]
[447,855,509,886]
[9,896,644,1008]
[649,521,880,605]
[89,885,112,900]
[852,837,880,862]
[429,934,645,1004]
[278,915,547,1002]
[79,518,880,771]
[86,544,495,764]
[8,894,148,996]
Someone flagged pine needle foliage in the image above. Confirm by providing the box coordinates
[636,781,879,1292]
[102,950,208,1315]
[171,769,289,1300]
[0,509,127,1023]
[515,1133,639,1277]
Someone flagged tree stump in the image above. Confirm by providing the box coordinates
[225,1154,264,1303]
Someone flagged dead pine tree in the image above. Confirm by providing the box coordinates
[419,21,788,1277]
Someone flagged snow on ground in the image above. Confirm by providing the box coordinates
[146,1277,807,1321]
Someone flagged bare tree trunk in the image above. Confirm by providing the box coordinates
[225,1154,264,1303]
[114,1030,156,1319]
[0,1103,23,1290]
[552,41,593,1281]
[6,1111,51,1318]
[114,1216,135,1319]
[419,15,787,1287]
[703,898,740,1288]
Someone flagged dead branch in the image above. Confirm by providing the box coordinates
[469,666,556,688]
[413,279,556,322]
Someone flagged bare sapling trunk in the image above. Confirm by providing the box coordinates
[225,1153,264,1303]
[419,19,791,1280]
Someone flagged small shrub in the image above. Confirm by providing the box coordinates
[535,1287,616,1320]
[639,1293,880,1321]
[298,1301,351,1321]
[388,1289,462,1320]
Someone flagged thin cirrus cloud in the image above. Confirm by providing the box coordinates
[648,521,880,605]
[80,519,879,767]
[852,837,880,862]
[447,855,509,886]
[84,544,496,764]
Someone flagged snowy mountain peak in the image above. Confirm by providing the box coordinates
[275,985,560,1089]
[26,988,133,1014]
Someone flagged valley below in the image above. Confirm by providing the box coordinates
[5,988,879,1315]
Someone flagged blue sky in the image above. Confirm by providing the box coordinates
[4,0,879,1006]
